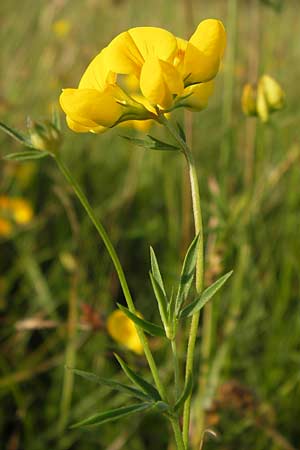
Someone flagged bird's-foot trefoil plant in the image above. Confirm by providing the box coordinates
[1,19,234,450]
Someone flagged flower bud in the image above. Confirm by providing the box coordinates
[241,83,257,116]
[30,120,62,153]
[260,74,285,111]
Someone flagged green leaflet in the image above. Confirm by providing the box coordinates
[175,233,200,315]
[69,367,150,401]
[180,270,233,318]
[150,246,166,296]
[4,150,49,161]
[70,402,151,429]
[117,304,166,337]
[114,354,161,402]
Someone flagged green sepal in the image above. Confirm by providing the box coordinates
[69,367,150,401]
[4,150,50,161]
[70,402,151,429]
[114,353,161,402]
[121,134,180,152]
[175,234,200,315]
[0,121,30,145]
[180,270,233,318]
[174,375,193,412]
[117,303,166,338]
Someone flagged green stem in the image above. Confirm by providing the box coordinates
[170,417,186,450]
[53,155,167,402]
[160,117,204,448]
[171,338,180,399]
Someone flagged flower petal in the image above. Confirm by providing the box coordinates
[180,80,214,111]
[106,27,178,76]
[79,48,116,91]
[60,87,122,129]
[184,19,226,83]
[140,57,183,109]
[190,19,226,59]
[107,310,143,355]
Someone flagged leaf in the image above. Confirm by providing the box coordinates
[121,135,180,152]
[149,272,168,329]
[180,270,233,318]
[175,234,200,315]
[117,304,166,337]
[70,402,151,429]
[150,247,166,296]
[0,121,29,145]
[4,150,49,161]
[69,368,150,401]
[174,375,193,412]
[147,135,180,151]
[114,354,161,402]
[176,121,186,143]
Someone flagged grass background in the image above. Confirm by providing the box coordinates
[0,0,300,449]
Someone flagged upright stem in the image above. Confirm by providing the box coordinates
[160,117,204,448]
[171,338,180,399]
[54,155,167,402]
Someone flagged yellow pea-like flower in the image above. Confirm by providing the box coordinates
[9,199,33,225]
[241,75,285,123]
[60,19,226,133]
[107,309,143,355]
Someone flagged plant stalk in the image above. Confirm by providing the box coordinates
[53,155,167,402]
[160,116,204,448]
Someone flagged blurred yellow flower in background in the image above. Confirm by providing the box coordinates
[60,19,226,133]
[107,309,143,354]
[52,20,71,38]
[242,74,285,123]
[0,196,33,237]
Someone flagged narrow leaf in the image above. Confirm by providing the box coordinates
[4,150,49,161]
[149,272,168,328]
[176,234,200,314]
[174,375,193,412]
[70,403,151,429]
[180,270,233,318]
[0,121,28,145]
[117,304,165,337]
[147,135,180,151]
[176,121,186,143]
[150,247,166,295]
[69,368,150,401]
[114,354,161,401]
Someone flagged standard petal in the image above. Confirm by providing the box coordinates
[140,57,183,109]
[106,27,178,76]
[60,87,122,129]
[180,80,214,111]
[129,27,178,63]
[184,19,226,83]
[79,47,116,91]
[190,19,226,59]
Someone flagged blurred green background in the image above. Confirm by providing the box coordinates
[1,0,300,449]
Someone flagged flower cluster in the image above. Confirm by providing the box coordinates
[242,74,285,123]
[0,196,33,237]
[60,19,226,133]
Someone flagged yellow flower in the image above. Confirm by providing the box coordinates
[0,196,33,227]
[60,20,226,133]
[10,199,33,225]
[241,75,285,123]
[52,20,71,38]
[107,309,143,354]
